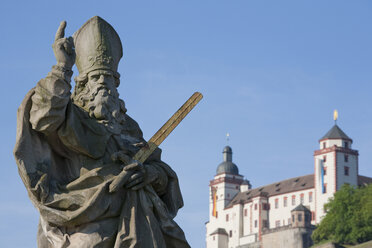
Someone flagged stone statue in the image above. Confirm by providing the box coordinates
[14,16,191,248]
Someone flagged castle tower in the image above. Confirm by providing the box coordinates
[210,146,244,211]
[206,146,245,248]
[314,123,358,223]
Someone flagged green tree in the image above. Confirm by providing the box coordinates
[312,184,372,245]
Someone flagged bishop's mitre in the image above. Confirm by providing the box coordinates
[73,16,123,77]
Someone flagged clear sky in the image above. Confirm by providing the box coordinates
[1,1,372,247]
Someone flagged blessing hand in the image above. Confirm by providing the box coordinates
[52,21,75,70]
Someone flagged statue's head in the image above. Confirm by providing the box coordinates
[71,16,126,124]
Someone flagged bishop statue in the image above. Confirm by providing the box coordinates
[14,16,191,248]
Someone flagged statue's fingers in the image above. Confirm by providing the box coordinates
[131,182,147,191]
[53,38,69,52]
[127,172,143,183]
[109,170,133,193]
[126,177,144,189]
[64,43,71,55]
[111,151,132,164]
[67,36,74,45]
[124,162,141,171]
[55,21,66,41]
[63,40,74,55]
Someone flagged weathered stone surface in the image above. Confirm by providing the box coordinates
[261,225,315,248]
[14,16,190,248]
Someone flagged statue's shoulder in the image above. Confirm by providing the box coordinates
[122,114,144,139]
[18,88,35,112]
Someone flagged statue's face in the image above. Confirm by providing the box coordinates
[73,70,125,124]
[87,70,116,93]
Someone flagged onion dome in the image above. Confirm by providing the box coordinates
[216,146,239,175]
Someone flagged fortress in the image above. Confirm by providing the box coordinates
[205,123,372,248]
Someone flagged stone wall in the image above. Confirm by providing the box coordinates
[237,242,260,248]
[261,226,315,248]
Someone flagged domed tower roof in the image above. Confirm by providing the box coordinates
[223,146,232,153]
[216,146,239,175]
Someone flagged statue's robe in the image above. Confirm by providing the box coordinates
[14,68,190,248]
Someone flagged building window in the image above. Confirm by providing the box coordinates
[227,193,230,197]
[213,236,215,241]
[244,209,247,216]
[298,214,302,222]
[254,204,257,210]
[283,197,287,207]
[323,167,327,175]
[229,230,232,237]
[216,211,218,218]
[300,194,304,204]
[344,142,349,148]
[323,155,327,162]
[226,214,229,222]
[309,192,313,203]
[275,198,279,209]
[323,142,326,149]
[292,195,296,206]
[311,211,315,221]
[263,203,269,210]
[254,220,257,228]
[344,155,349,162]
[288,218,291,224]
[292,215,295,223]
[323,183,327,194]
[263,220,268,228]
[275,220,280,227]
[344,166,349,176]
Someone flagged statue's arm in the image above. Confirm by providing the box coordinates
[29,66,72,134]
[29,21,75,134]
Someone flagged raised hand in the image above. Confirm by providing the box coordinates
[52,21,75,70]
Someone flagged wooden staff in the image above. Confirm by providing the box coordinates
[109,92,203,193]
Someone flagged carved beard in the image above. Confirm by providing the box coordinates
[72,83,126,126]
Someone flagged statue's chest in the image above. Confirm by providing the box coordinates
[76,133,141,173]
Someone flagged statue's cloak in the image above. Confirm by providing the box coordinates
[14,89,190,248]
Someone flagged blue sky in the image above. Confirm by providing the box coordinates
[1,1,372,247]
